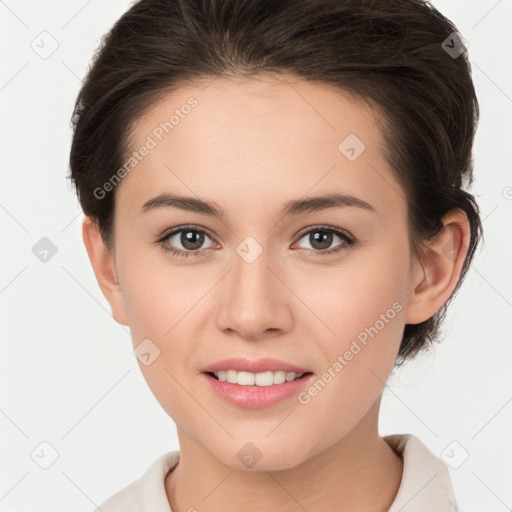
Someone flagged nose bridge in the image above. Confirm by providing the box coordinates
[216,234,291,337]
[231,234,277,307]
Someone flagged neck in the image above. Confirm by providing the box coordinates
[165,402,403,512]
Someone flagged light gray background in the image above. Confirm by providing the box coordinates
[1,1,511,511]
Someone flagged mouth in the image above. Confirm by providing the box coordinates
[205,370,314,386]
[202,359,315,408]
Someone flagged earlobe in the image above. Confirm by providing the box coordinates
[404,209,470,325]
[81,216,129,326]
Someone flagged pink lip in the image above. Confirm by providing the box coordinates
[201,357,311,374]
[202,372,314,408]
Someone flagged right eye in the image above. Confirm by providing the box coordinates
[157,225,217,258]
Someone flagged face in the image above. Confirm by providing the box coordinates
[101,74,421,470]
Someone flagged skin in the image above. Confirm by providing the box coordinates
[82,73,470,512]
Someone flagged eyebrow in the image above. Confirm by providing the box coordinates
[140,191,376,218]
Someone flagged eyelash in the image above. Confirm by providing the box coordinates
[156,224,356,259]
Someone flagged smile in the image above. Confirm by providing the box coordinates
[210,370,306,386]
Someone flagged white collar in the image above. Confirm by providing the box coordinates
[385,433,459,512]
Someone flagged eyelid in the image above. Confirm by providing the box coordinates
[294,223,354,242]
[157,224,217,243]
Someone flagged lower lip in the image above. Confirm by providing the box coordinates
[202,372,314,408]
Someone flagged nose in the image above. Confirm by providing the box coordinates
[215,243,293,341]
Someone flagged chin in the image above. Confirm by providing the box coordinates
[214,440,310,473]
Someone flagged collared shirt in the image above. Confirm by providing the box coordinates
[93,433,459,511]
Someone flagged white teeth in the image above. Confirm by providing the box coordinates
[212,370,304,386]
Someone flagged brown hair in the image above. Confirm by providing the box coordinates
[68,0,483,365]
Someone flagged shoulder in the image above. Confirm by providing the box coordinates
[385,433,459,512]
[90,451,180,512]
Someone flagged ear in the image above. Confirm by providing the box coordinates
[81,216,129,326]
[404,209,471,325]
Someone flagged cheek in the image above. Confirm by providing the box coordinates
[121,271,199,423]
[116,250,210,397]
[292,250,407,408]
[296,297,404,452]
[296,247,408,348]
[117,244,201,338]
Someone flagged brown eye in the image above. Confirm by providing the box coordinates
[295,227,355,255]
[174,230,206,250]
[157,225,216,258]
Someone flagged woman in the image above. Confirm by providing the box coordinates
[69,0,482,510]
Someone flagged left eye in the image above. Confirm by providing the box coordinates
[157,225,355,258]
[294,227,354,253]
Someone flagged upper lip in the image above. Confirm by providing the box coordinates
[202,357,311,374]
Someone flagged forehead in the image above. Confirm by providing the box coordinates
[116,74,404,223]
[130,73,382,153]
